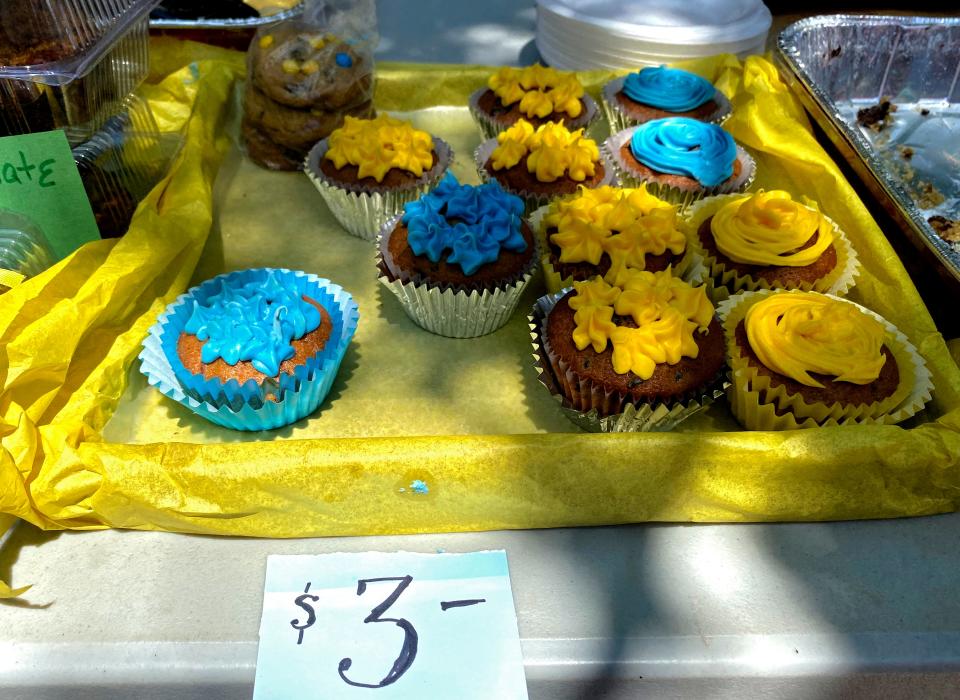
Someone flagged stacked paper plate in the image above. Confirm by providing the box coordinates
[535,0,771,70]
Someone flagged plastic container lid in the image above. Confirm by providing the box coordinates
[535,0,771,69]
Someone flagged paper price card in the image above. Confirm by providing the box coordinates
[0,131,100,260]
[254,551,529,700]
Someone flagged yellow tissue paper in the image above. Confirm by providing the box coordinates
[0,40,958,563]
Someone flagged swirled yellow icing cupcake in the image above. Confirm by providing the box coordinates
[469,64,598,139]
[476,119,612,210]
[532,184,695,292]
[305,115,453,240]
[686,190,859,300]
[719,290,932,430]
[533,269,728,431]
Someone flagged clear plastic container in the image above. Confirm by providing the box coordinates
[0,0,161,144]
[73,96,184,238]
[0,210,56,293]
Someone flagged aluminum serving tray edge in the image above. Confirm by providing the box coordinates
[776,14,960,287]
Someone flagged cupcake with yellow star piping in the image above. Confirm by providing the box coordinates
[530,269,728,432]
[529,184,697,294]
[305,114,453,240]
[717,290,932,430]
[685,190,859,302]
[475,119,615,211]
[469,64,599,140]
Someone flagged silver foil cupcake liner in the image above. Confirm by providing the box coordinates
[376,215,539,338]
[474,138,618,213]
[468,87,600,141]
[529,290,728,432]
[304,136,453,241]
[600,75,733,133]
[602,126,756,211]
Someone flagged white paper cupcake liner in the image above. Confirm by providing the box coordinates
[304,136,453,241]
[684,193,861,303]
[602,126,756,211]
[138,269,359,431]
[376,215,538,338]
[715,290,934,430]
[530,290,727,432]
[474,138,618,213]
[527,203,702,293]
[600,76,733,134]
[468,87,600,141]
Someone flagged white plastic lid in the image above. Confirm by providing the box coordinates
[537,0,771,46]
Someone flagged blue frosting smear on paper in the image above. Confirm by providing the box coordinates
[402,173,527,275]
[629,117,737,187]
[622,65,716,112]
[183,270,322,376]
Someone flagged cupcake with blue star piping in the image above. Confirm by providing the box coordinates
[604,117,755,209]
[140,268,359,431]
[377,173,537,337]
[601,65,732,132]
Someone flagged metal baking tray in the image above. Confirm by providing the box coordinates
[149,1,302,29]
[777,15,960,287]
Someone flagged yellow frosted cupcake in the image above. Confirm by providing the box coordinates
[469,64,599,139]
[475,119,614,211]
[529,184,696,293]
[718,290,932,430]
[305,114,453,240]
[685,190,859,301]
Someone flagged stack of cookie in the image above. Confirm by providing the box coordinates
[243,22,375,171]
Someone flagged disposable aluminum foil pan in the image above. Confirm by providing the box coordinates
[776,15,960,287]
[149,3,303,29]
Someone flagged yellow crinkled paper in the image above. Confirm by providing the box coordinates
[0,42,958,596]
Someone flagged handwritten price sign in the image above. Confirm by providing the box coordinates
[254,551,529,700]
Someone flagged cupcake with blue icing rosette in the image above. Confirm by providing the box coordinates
[601,65,732,133]
[377,173,537,338]
[139,268,359,431]
[475,118,616,212]
[605,117,755,209]
[684,190,860,302]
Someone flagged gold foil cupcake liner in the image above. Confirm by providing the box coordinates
[602,126,756,211]
[600,76,732,134]
[716,290,933,429]
[474,139,617,213]
[468,87,600,141]
[375,216,538,338]
[684,193,861,303]
[530,290,727,432]
[304,136,453,241]
[528,203,699,293]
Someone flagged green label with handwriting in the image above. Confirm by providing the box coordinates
[0,131,101,260]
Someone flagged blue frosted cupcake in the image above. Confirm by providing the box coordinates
[601,65,731,132]
[604,117,755,209]
[140,268,359,431]
[376,173,538,337]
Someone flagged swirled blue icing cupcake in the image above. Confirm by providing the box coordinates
[601,66,731,131]
[605,118,755,207]
[143,268,359,430]
[377,173,538,337]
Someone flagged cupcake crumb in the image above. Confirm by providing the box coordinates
[899,146,914,161]
[917,181,945,209]
[857,97,897,132]
[928,215,960,243]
